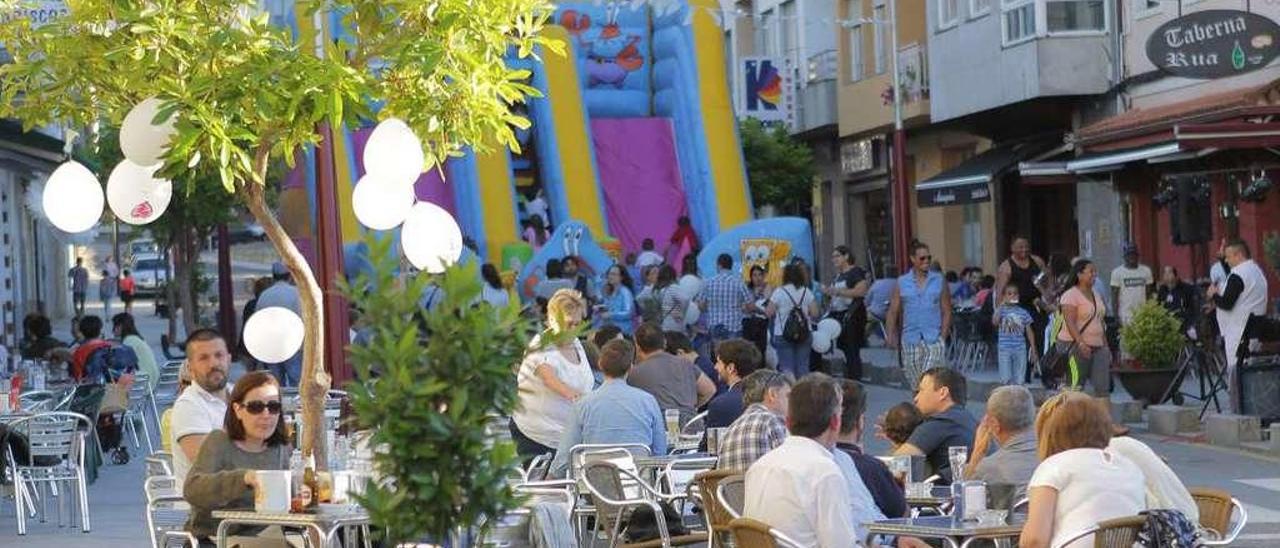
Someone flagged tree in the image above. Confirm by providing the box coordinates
[81,126,239,340]
[0,0,556,472]
[739,118,817,215]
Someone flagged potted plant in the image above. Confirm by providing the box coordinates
[1116,301,1184,403]
[342,237,533,544]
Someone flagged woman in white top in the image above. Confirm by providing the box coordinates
[479,264,511,309]
[655,265,688,333]
[1021,392,1147,548]
[510,289,595,461]
[766,262,819,377]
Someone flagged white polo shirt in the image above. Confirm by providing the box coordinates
[169,382,229,493]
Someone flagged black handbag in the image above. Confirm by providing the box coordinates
[623,500,688,542]
[1037,297,1096,388]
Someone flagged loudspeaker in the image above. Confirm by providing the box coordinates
[1170,177,1211,245]
[1240,355,1280,425]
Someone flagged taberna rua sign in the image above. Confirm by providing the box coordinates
[1147,10,1280,79]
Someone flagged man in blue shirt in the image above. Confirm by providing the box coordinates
[705,338,763,429]
[549,339,667,478]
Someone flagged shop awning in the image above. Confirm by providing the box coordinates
[1077,78,1280,151]
[1017,141,1207,178]
[916,139,1059,208]
[1175,122,1280,150]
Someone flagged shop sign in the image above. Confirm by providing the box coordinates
[1146,10,1280,79]
[1,1,67,28]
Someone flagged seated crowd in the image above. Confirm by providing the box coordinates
[508,290,1203,548]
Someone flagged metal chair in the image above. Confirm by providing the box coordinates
[1189,486,1248,545]
[568,445,650,543]
[693,470,740,548]
[580,461,705,547]
[656,457,717,511]
[474,482,576,547]
[1051,515,1147,548]
[673,411,708,452]
[123,373,156,455]
[726,517,804,548]
[145,452,174,477]
[143,475,193,548]
[5,411,94,534]
[18,391,58,412]
[715,475,745,520]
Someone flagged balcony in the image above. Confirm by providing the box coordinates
[794,49,839,132]
[838,43,932,138]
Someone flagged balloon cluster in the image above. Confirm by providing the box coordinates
[811,318,842,354]
[352,118,463,274]
[43,97,175,234]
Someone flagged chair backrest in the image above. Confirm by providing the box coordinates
[145,455,173,478]
[694,469,740,534]
[129,374,152,409]
[659,456,718,498]
[728,517,778,548]
[5,411,93,466]
[681,410,708,437]
[717,474,746,520]
[1189,486,1232,537]
[144,475,181,502]
[581,461,635,528]
[1053,515,1147,548]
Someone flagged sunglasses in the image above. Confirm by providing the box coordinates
[240,400,283,415]
[915,255,932,262]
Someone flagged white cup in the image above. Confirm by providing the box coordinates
[254,470,292,513]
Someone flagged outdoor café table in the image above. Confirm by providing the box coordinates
[213,504,372,548]
[865,515,1024,548]
[907,485,953,509]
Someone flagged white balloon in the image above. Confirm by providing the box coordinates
[120,97,177,166]
[243,306,305,363]
[401,201,463,273]
[677,274,703,301]
[817,318,842,339]
[685,302,701,326]
[811,331,833,354]
[364,118,425,187]
[352,172,415,230]
[42,161,103,233]
[106,159,172,225]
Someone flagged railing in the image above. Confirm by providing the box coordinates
[896,42,930,105]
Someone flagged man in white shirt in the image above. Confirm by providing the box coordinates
[743,373,857,548]
[1208,238,1268,413]
[169,329,232,493]
[1109,243,1153,327]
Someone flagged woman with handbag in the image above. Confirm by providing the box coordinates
[1054,260,1110,396]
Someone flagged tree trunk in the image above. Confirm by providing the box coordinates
[242,179,329,469]
[175,227,199,336]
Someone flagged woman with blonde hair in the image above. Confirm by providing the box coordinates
[1020,392,1146,548]
[510,288,595,461]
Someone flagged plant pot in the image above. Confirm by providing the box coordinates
[1114,367,1180,405]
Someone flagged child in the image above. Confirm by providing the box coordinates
[879,401,924,452]
[993,283,1037,385]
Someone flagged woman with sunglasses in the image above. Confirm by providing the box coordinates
[184,371,292,546]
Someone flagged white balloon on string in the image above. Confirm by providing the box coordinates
[106,159,172,225]
[363,118,426,187]
[401,201,463,274]
[243,306,305,363]
[120,97,177,166]
[352,172,415,230]
[42,161,104,233]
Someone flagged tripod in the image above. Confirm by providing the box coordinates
[1158,337,1228,419]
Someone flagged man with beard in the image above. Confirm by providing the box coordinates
[169,328,233,493]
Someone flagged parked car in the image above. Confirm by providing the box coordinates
[129,254,170,296]
[127,238,159,262]
[212,222,268,246]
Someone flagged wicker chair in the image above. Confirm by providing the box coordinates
[1051,515,1146,548]
[694,470,740,547]
[581,461,704,548]
[727,518,804,548]
[1190,486,1247,545]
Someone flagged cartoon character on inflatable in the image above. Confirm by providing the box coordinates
[517,220,615,300]
[560,2,645,89]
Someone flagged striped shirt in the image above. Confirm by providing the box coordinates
[703,271,751,330]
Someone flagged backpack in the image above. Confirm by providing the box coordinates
[781,288,811,344]
[1137,509,1201,548]
[84,342,139,384]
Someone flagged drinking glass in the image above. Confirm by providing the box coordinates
[664,409,681,438]
[948,446,968,482]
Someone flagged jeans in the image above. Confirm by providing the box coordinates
[73,292,86,316]
[773,338,811,378]
[268,355,303,387]
[997,346,1027,385]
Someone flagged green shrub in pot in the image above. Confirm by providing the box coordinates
[1119,301,1183,369]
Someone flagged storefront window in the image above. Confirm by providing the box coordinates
[963,203,984,268]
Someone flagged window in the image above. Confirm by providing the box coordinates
[962,204,984,268]
[873,4,888,74]
[970,0,992,17]
[779,1,798,60]
[846,0,864,81]
[1133,0,1161,18]
[1002,0,1035,44]
[757,10,774,55]
[1046,0,1105,33]
[938,0,961,29]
